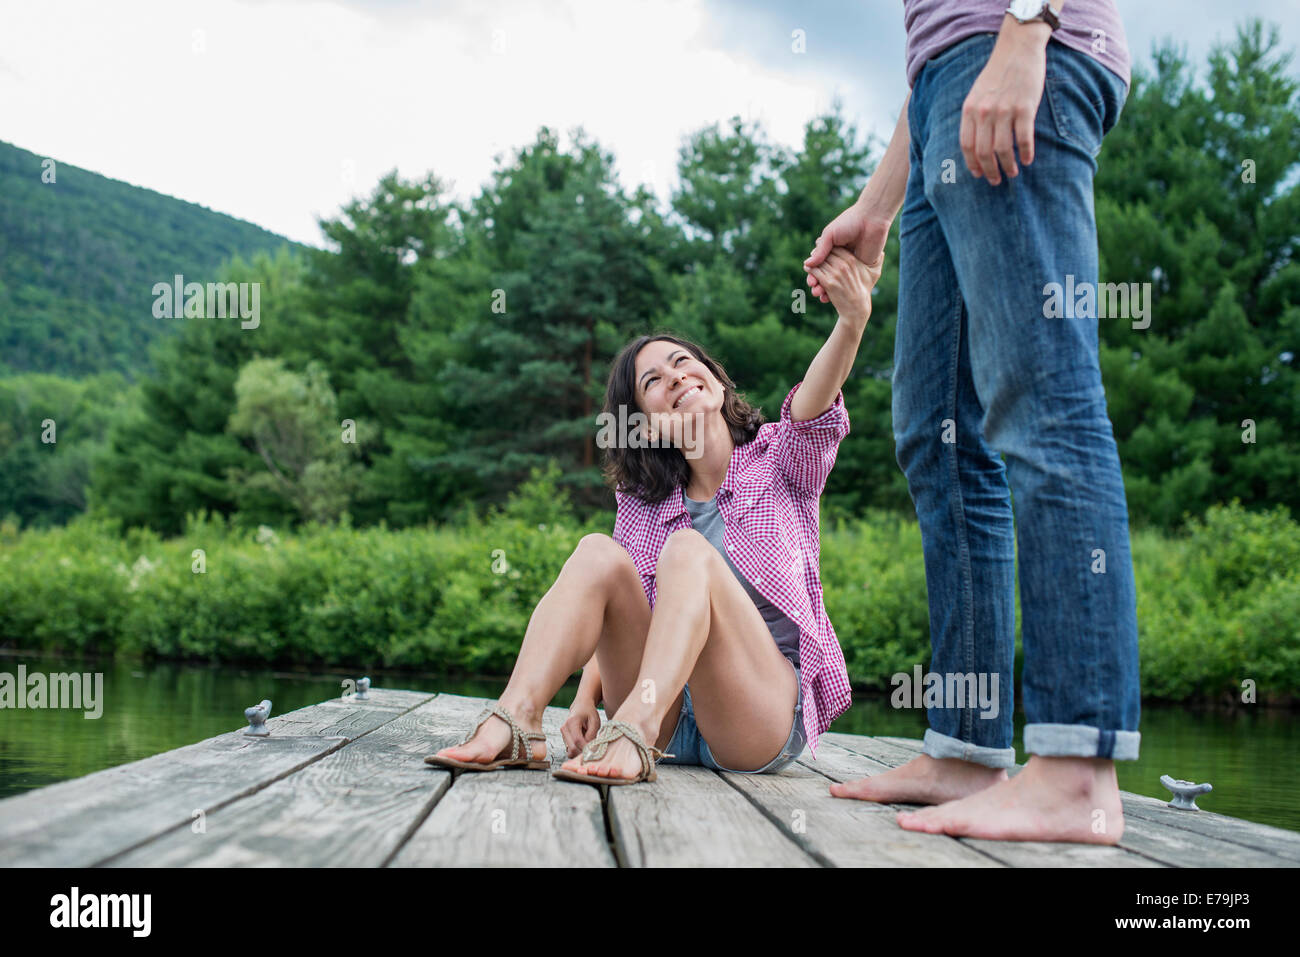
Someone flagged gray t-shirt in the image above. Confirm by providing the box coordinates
[902,0,1131,89]
[683,491,801,671]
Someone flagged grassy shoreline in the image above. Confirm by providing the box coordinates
[2,495,1296,706]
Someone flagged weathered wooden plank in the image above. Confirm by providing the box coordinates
[608,764,817,867]
[723,755,1001,867]
[387,694,614,867]
[1119,794,1300,864]
[818,732,925,771]
[802,737,1161,867]
[7,685,1291,869]
[958,836,1163,868]
[833,733,1293,866]
[106,696,456,866]
[0,688,430,867]
[1112,810,1292,868]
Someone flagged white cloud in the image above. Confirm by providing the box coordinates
[0,0,872,245]
[2,0,1295,247]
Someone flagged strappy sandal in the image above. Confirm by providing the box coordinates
[551,719,674,786]
[424,703,549,771]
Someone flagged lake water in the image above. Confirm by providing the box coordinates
[2,653,1296,834]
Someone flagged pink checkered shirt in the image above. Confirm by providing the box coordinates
[612,380,853,759]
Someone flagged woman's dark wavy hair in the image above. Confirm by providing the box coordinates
[601,332,765,504]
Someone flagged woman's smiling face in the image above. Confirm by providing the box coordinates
[633,339,724,441]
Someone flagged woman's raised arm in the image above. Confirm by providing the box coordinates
[792,248,881,422]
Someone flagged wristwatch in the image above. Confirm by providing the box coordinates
[1005,0,1060,30]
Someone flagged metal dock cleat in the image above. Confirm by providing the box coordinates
[1160,774,1212,810]
[355,676,370,699]
[244,699,273,736]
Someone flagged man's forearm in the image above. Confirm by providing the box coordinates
[855,91,911,223]
[857,1,1064,211]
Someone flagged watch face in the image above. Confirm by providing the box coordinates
[1008,0,1041,19]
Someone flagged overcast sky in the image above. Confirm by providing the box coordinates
[4,0,1296,246]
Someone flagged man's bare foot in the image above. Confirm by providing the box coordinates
[829,753,1007,804]
[558,719,659,782]
[896,755,1125,844]
[434,701,546,765]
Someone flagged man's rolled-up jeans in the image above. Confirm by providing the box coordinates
[894,33,1140,768]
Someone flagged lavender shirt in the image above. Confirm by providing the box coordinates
[903,0,1130,88]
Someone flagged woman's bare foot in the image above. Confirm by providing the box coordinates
[434,700,546,765]
[896,755,1125,843]
[829,753,1007,804]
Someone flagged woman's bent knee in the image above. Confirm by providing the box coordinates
[567,533,638,589]
[655,528,711,576]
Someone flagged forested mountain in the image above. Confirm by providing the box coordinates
[0,140,297,377]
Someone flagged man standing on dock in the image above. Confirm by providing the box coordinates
[806,0,1141,842]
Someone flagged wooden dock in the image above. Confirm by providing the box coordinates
[1,688,1296,867]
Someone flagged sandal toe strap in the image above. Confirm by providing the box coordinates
[580,720,663,778]
[458,706,496,747]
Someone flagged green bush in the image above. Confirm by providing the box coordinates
[1,496,1295,702]
[821,511,930,684]
[1132,502,1300,701]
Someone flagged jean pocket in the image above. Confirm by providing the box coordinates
[1044,73,1106,157]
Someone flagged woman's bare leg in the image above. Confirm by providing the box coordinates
[435,533,680,763]
[560,528,797,778]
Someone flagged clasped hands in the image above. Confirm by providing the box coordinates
[803,244,882,330]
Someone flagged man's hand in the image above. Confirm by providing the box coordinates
[561,698,602,758]
[803,203,892,303]
[960,15,1052,185]
[805,247,882,331]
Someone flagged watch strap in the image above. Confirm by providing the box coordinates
[1007,1,1061,30]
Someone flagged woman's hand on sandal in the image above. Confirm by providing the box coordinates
[562,697,602,757]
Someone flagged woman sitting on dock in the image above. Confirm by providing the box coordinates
[427,248,881,784]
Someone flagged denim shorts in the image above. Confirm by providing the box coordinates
[658,664,806,773]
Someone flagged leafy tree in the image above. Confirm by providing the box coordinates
[423,127,671,510]
[0,372,132,526]
[87,248,310,534]
[226,358,362,523]
[1096,19,1300,527]
[300,170,465,526]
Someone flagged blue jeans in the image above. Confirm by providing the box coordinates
[659,664,806,773]
[895,34,1141,767]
